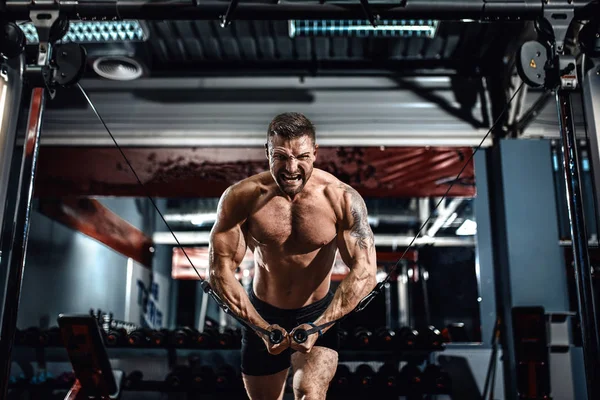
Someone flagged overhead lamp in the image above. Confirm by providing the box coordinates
[18,20,147,45]
[165,213,218,227]
[456,219,477,236]
[93,56,144,81]
[288,19,439,38]
[367,216,380,227]
[442,212,458,228]
[189,213,218,227]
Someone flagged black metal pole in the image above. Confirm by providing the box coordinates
[0,56,25,331]
[0,87,46,400]
[557,89,600,400]
[2,0,586,21]
[0,58,24,250]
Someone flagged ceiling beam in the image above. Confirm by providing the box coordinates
[33,146,476,198]
[38,198,154,268]
[22,76,493,148]
[8,1,582,22]
[143,61,472,78]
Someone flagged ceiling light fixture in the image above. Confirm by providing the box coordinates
[289,19,439,38]
[18,20,147,45]
[456,219,477,236]
[92,56,144,81]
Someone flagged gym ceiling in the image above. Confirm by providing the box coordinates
[13,7,591,243]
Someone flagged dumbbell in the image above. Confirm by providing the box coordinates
[422,364,452,394]
[165,365,191,390]
[376,363,400,392]
[351,327,372,350]
[123,370,143,390]
[329,364,352,393]
[216,328,240,349]
[373,326,396,350]
[190,328,218,349]
[127,329,150,347]
[215,364,239,391]
[105,328,128,346]
[399,364,422,395]
[353,364,375,390]
[190,364,216,392]
[148,329,169,347]
[170,327,199,348]
[418,326,444,349]
[396,326,419,349]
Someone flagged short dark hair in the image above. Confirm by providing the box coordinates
[267,112,316,147]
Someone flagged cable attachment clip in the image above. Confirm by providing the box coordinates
[24,2,87,97]
[516,1,578,92]
[355,281,385,312]
[24,8,87,95]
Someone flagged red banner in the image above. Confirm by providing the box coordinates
[35,146,475,198]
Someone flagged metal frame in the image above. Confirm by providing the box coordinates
[1,1,600,399]
[0,5,56,397]
[0,87,45,398]
[0,0,595,21]
[0,56,25,329]
[0,57,24,248]
[557,87,600,400]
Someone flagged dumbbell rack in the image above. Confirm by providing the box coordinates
[9,323,452,399]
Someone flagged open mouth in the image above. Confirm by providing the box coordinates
[281,174,302,183]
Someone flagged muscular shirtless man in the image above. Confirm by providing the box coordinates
[208,112,378,400]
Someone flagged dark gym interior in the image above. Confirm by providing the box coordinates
[1,1,600,399]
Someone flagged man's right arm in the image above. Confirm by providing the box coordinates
[208,184,269,330]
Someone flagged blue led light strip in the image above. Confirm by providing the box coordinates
[18,20,147,44]
[289,19,439,38]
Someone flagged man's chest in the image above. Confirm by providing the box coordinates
[247,197,338,250]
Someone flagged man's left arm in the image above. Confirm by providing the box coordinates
[290,185,378,352]
[315,184,378,329]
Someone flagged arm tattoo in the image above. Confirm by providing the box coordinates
[340,184,374,251]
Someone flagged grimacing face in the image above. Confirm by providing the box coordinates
[266,134,318,198]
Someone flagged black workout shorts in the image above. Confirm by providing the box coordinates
[241,287,340,376]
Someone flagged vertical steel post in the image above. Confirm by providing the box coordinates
[557,89,600,400]
[0,56,24,324]
[0,87,46,399]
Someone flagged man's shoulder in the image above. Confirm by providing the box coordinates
[315,169,353,196]
[217,173,272,221]
[222,172,271,203]
[313,168,340,186]
[315,172,366,224]
[314,169,360,213]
